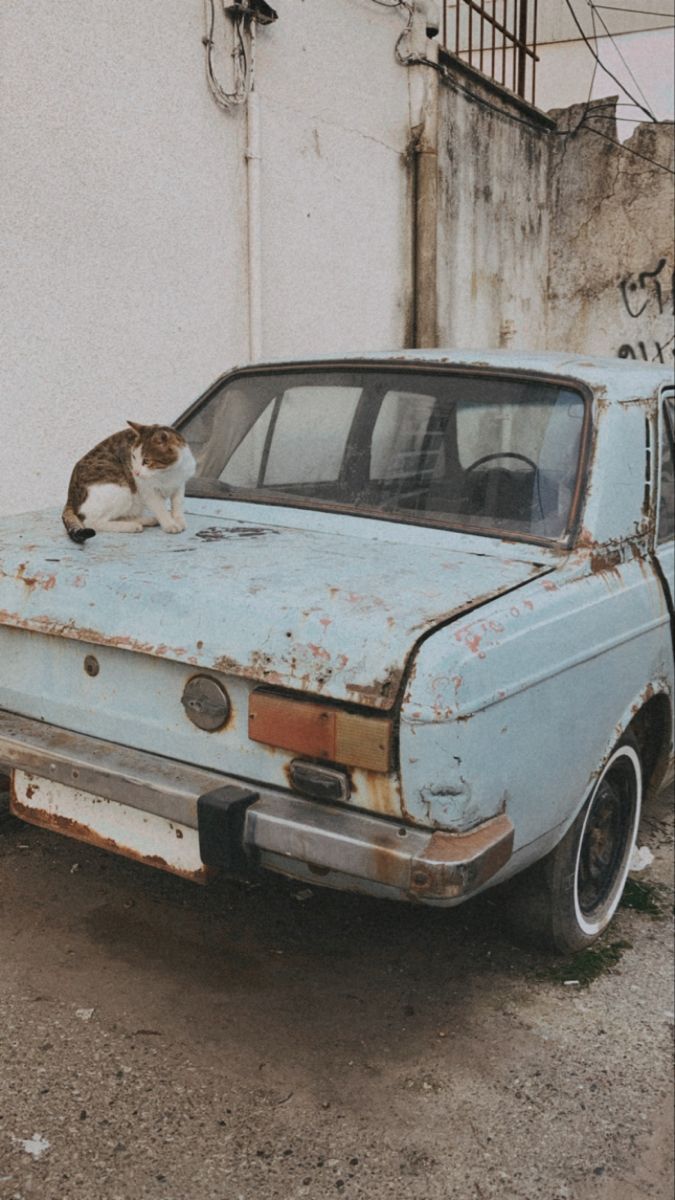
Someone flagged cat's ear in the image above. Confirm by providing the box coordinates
[127,421,145,434]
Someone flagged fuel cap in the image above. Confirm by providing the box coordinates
[181,675,231,732]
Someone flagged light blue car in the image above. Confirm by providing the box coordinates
[1,351,673,952]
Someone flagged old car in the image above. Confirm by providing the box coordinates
[0,351,673,952]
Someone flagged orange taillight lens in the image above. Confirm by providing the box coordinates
[248,690,392,773]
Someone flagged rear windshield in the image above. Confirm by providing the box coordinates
[179,368,587,542]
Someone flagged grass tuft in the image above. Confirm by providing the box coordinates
[541,939,633,988]
[620,877,665,917]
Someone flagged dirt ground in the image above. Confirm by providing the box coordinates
[0,778,672,1200]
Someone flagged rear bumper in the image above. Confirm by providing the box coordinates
[0,711,513,904]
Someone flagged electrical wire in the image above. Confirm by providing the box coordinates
[203,0,252,110]
[368,2,675,173]
[579,119,675,170]
[564,0,657,119]
[367,0,421,64]
[564,0,602,136]
[588,0,659,119]
[426,54,675,172]
[592,4,674,17]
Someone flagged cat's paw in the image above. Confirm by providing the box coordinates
[128,521,145,533]
[160,517,185,534]
[141,516,160,527]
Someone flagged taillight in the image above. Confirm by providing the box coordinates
[248,689,392,773]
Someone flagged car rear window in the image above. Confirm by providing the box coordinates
[181,368,587,543]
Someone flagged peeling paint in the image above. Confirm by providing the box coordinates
[0,508,551,710]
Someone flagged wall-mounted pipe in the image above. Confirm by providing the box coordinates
[409,60,439,348]
[245,22,263,362]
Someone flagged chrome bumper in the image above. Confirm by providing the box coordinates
[0,711,513,903]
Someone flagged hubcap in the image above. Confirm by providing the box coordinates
[577,758,637,919]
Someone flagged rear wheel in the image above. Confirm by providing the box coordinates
[508,736,642,954]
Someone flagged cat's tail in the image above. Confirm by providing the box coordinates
[62,504,96,544]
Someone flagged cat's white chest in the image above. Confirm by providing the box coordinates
[138,447,195,498]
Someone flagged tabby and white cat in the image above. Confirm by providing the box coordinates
[62,422,195,544]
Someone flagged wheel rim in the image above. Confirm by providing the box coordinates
[574,746,641,936]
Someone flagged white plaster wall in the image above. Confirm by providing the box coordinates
[257,0,413,357]
[0,0,414,517]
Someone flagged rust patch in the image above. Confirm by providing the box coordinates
[308,643,331,661]
[367,847,403,891]
[355,768,405,820]
[344,666,402,702]
[15,564,57,591]
[576,527,595,550]
[453,624,487,660]
[10,789,213,884]
[590,547,622,575]
[423,813,513,862]
[410,814,514,899]
[213,654,239,673]
[0,608,192,664]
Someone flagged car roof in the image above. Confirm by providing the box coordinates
[232,350,672,402]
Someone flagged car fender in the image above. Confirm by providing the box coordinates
[398,554,673,880]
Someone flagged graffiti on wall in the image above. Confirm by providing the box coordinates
[617,258,675,362]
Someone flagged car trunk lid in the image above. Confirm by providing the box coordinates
[0,504,555,710]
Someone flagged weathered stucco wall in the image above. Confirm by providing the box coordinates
[0,0,415,516]
[434,71,673,364]
[546,100,674,363]
[435,65,552,351]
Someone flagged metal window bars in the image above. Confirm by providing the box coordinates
[441,1,539,105]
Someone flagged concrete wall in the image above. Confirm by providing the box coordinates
[435,64,552,351]
[0,0,415,516]
[546,100,675,361]
[433,62,673,364]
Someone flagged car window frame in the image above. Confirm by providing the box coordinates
[175,361,594,550]
[656,387,675,546]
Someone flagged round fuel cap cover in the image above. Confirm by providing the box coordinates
[181,675,231,732]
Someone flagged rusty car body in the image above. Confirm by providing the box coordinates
[1,351,673,951]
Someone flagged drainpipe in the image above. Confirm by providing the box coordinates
[409,27,439,348]
[246,21,263,361]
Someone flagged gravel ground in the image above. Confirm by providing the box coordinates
[0,776,672,1200]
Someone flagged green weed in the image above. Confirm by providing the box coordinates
[620,877,665,917]
[542,939,633,988]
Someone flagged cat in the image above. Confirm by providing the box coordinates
[62,422,196,544]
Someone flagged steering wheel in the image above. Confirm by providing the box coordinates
[464,451,544,520]
[465,451,539,473]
